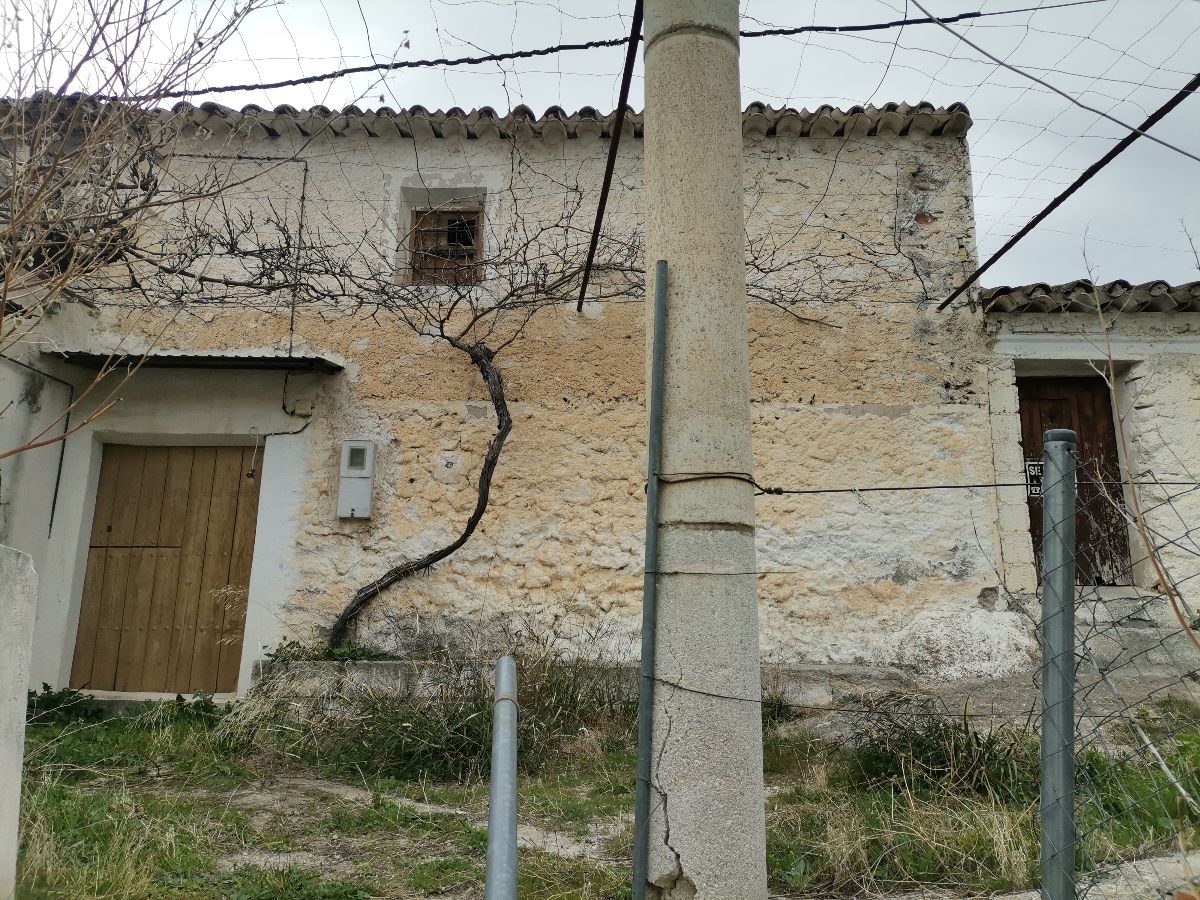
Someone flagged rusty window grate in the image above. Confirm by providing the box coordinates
[410,209,482,284]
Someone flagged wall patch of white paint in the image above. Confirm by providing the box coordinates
[0,545,36,899]
[885,604,1037,680]
[238,431,311,690]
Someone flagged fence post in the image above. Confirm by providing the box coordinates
[634,258,668,900]
[1041,428,1077,900]
[485,655,518,900]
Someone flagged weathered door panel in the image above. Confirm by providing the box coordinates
[70,444,261,693]
[1017,376,1132,586]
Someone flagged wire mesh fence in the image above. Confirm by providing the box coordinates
[1045,440,1200,900]
[747,425,1200,898]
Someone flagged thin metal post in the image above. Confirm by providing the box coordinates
[1040,428,1077,900]
[633,259,667,900]
[485,655,518,900]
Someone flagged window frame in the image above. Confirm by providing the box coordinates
[408,207,484,286]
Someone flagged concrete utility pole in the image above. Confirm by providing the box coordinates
[641,1,768,896]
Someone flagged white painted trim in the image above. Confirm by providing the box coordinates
[988,327,1190,593]
[24,368,320,694]
[238,432,310,692]
[994,330,1200,360]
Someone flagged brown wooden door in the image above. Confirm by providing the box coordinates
[1017,377,1132,586]
[70,445,262,693]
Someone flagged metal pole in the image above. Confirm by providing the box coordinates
[1040,428,1077,900]
[485,655,518,900]
[633,259,667,900]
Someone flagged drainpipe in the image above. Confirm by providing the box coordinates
[1,356,73,537]
[634,259,667,899]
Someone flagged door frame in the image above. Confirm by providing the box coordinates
[25,366,318,695]
[989,333,1150,592]
[58,432,304,696]
[1014,373,1135,586]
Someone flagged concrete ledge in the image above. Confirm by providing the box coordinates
[76,691,237,716]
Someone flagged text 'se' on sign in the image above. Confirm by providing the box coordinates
[1025,459,1044,498]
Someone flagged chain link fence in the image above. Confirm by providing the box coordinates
[1036,432,1200,900]
[755,424,1200,898]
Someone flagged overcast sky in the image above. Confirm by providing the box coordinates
[72,1,1200,288]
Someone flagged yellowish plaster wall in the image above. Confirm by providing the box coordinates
[45,123,1052,679]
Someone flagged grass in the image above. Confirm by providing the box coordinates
[211,869,373,900]
[23,696,251,791]
[520,749,637,834]
[18,672,633,900]
[763,694,1200,895]
[19,672,1200,897]
[767,771,1040,893]
[18,779,226,898]
[220,626,637,783]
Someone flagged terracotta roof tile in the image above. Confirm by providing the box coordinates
[982,280,1200,313]
[154,100,972,140]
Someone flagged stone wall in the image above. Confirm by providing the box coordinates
[12,107,1200,688]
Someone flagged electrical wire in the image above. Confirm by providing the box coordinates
[649,674,1016,717]
[910,0,1200,163]
[138,1,1115,102]
[936,70,1200,311]
[656,471,1200,496]
[575,0,642,313]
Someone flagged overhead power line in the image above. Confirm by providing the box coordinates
[570,0,1107,310]
[576,0,642,313]
[657,471,1200,496]
[740,0,1107,38]
[143,0,1110,102]
[936,70,1200,311]
[910,0,1200,164]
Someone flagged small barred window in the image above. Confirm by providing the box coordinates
[410,209,482,284]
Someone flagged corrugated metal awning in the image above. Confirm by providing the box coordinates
[45,347,343,374]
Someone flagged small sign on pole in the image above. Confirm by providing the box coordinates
[1025,459,1044,497]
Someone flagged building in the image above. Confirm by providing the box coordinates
[3,100,1198,697]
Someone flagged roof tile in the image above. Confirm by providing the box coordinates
[152,101,972,141]
[982,280,1200,313]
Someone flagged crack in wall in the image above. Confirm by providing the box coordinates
[649,704,696,899]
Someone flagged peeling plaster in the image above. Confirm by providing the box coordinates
[8,123,1198,687]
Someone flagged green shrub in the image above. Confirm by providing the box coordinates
[844,693,1038,801]
[26,684,104,726]
[760,690,800,730]
[221,623,637,781]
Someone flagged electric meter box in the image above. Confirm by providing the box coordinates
[337,440,375,519]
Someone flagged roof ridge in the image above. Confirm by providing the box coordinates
[159,101,971,140]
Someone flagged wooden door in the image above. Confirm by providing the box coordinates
[1017,377,1132,586]
[70,444,262,693]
